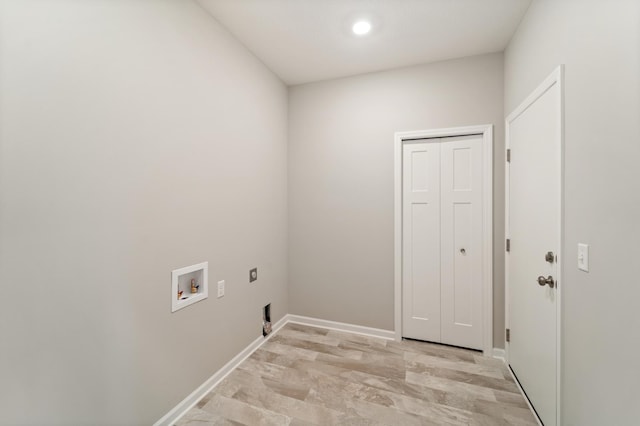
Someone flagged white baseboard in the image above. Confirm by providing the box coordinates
[153,316,287,426]
[492,348,506,362]
[286,314,396,340]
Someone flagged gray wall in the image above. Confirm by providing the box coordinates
[505,0,640,424]
[0,1,288,424]
[288,53,506,345]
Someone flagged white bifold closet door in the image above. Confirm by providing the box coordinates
[402,135,483,350]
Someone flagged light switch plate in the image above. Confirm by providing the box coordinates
[578,243,589,272]
[217,280,225,298]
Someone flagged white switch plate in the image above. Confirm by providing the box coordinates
[217,280,225,298]
[578,243,589,272]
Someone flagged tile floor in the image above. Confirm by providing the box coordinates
[176,323,537,425]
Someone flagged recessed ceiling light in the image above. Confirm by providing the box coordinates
[352,20,371,36]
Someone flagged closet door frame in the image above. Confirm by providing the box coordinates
[394,125,494,356]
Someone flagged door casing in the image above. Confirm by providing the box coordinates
[505,65,564,426]
[394,125,494,356]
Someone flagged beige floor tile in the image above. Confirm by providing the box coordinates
[177,323,537,426]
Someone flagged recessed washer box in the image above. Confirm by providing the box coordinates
[171,262,208,312]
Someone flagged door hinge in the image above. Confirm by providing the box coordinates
[506,328,511,343]
[506,239,511,252]
[506,149,511,163]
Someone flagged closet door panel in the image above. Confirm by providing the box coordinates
[402,142,441,342]
[440,135,484,350]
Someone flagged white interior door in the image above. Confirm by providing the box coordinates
[507,75,561,426]
[402,135,483,350]
[402,141,441,342]
[440,135,484,350]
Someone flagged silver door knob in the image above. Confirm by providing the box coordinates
[537,275,555,288]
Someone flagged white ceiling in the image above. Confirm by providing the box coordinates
[197,0,531,86]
